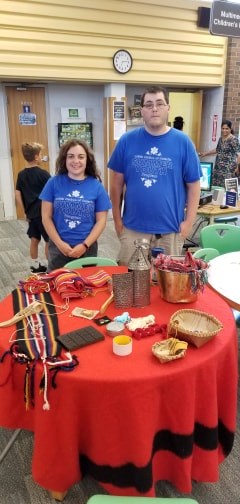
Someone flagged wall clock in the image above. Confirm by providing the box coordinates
[113,49,133,74]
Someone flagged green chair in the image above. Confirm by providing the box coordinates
[193,247,220,261]
[200,223,240,255]
[65,256,118,268]
[214,216,238,225]
[87,497,199,504]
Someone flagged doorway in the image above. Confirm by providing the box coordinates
[5,86,49,218]
[169,91,203,149]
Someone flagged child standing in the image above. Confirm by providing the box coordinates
[15,142,51,273]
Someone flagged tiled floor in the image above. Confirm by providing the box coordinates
[0,217,119,300]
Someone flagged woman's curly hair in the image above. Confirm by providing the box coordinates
[55,139,102,181]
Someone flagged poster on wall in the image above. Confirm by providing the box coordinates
[113,101,125,120]
[61,107,86,123]
[212,114,218,142]
[58,123,93,148]
[114,121,126,140]
[19,112,37,125]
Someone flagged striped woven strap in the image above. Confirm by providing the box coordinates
[81,269,111,287]
[12,289,61,360]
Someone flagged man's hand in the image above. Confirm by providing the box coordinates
[179,220,193,240]
[114,218,124,237]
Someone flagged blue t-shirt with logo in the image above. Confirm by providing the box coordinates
[108,127,201,234]
[40,174,111,245]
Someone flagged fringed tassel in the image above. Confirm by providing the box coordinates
[0,349,11,363]
[24,362,31,410]
[0,350,13,387]
[42,360,50,411]
[50,355,79,389]
[30,362,36,408]
[39,371,45,391]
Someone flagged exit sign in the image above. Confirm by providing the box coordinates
[210,0,240,37]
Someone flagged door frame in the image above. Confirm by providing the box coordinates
[2,84,50,219]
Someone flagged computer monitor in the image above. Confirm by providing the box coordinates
[200,162,213,192]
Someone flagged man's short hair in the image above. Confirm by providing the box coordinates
[140,86,169,107]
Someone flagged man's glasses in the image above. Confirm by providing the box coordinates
[142,101,168,110]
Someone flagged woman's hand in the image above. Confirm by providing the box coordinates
[235,163,240,175]
[198,149,216,158]
[57,240,73,256]
[68,243,86,258]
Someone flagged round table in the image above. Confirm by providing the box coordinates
[208,251,240,310]
[0,266,238,499]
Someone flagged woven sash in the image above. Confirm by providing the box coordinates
[12,288,61,359]
[0,289,78,410]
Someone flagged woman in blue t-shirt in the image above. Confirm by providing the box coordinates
[40,139,111,271]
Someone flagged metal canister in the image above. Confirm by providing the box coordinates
[128,242,151,307]
[133,238,151,262]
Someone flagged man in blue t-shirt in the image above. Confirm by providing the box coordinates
[108,85,201,265]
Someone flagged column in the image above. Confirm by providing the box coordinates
[103,84,127,191]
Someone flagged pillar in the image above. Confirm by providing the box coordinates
[103,84,127,191]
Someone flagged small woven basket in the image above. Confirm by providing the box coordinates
[152,338,187,363]
[168,309,223,348]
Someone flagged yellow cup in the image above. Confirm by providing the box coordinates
[113,335,132,356]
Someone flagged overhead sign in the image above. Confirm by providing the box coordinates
[210,0,240,37]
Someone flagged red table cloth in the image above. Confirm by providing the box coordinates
[0,266,238,496]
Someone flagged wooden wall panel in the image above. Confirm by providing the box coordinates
[0,0,227,87]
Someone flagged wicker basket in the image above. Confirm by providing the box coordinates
[168,309,223,348]
[152,338,188,363]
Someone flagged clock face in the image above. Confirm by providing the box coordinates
[113,50,132,74]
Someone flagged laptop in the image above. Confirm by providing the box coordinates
[200,161,213,196]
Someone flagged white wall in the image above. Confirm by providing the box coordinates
[0,83,105,219]
[0,84,15,219]
[199,86,224,158]
[46,83,105,175]
[0,82,224,220]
